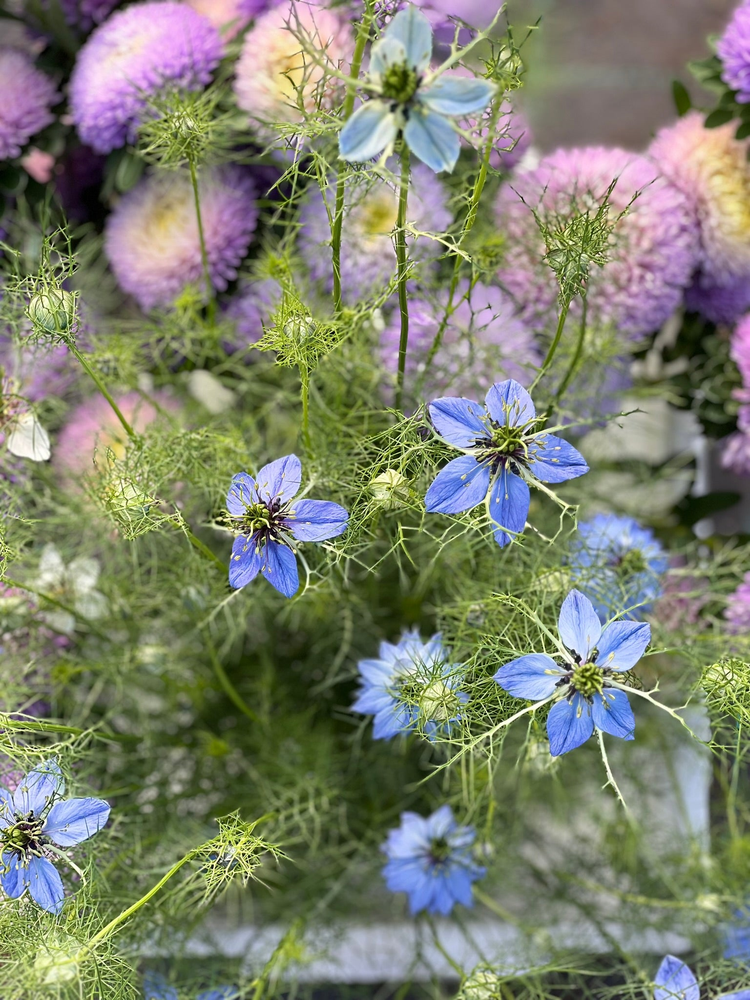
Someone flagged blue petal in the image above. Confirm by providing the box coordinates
[719,993,750,1000]
[43,797,110,847]
[285,499,348,542]
[357,657,395,685]
[226,472,255,516]
[591,689,635,741]
[654,956,699,1000]
[494,653,563,700]
[425,455,490,514]
[260,541,299,598]
[26,855,65,914]
[527,433,589,483]
[369,35,408,78]
[547,695,595,756]
[0,788,13,828]
[404,109,460,173]
[196,989,239,1000]
[484,380,536,427]
[143,973,179,1000]
[255,455,301,504]
[488,468,530,546]
[228,535,263,590]
[557,589,601,661]
[383,5,433,72]
[419,75,496,116]
[595,620,651,672]
[13,759,63,816]
[428,395,488,448]
[339,101,398,162]
[351,686,393,714]
[0,852,26,899]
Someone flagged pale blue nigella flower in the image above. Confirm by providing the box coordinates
[0,759,110,915]
[425,379,588,547]
[144,973,239,1000]
[654,954,750,1000]
[351,628,468,739]
[339,6,495,173]
[382,805,485,915]
[494,589,649,756]
[227,454,348,599]
[723,903,750,966]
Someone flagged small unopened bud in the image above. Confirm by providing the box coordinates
[458,968,502,1000]
[27,289,76,337]
[34,936,80,985]
[284,314,315,343]
[369,469,410,509]
[419,679,460,723]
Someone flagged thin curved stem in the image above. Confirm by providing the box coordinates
[530,299,570,394]
[67,343,137,442]
[394,146,411,412]
[189,156,216,326]
[204,632,260,724]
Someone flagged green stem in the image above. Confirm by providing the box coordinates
[393,146,411,412]
[554,296,588,404]
[300,367,311,452]
[67,343,137,443]
[331,1,374,313]
[179,524,228,575]
[205,633,260,723]
[189,156,216,326]
[2,576,110,641]
[529,299,571,394]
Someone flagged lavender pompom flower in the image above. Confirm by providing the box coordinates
[496,146,699,339]
[653,954,750,1000]
[53,0,121,32]
[224,278,283,351]
[104,166,258,310]
[0,48,58,161]
[718,0,750,103]
[425,379,588,547]
[0,759,110,914]
[227,454,348,598]
[69,2,223,154]
[379,280,540,406]
[381,806,485,916]
[297,163,450,304]
[725,572,750,633]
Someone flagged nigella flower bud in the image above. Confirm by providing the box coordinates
[27,289,77,338]
[457,967,503,1000]
[369,469,410,509]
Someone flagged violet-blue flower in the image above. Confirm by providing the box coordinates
[227,454,348,598]
[338,6,495,173]
[654,954,750,1000]
[0,758,110,914]
[351,628,468,740]
[494,589,649,756]
[718,0,750,103]
[424,379,588,547]
[381,805,485,916]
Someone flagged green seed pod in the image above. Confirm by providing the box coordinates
[27,289,76,336]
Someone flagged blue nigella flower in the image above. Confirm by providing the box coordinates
[494,589,650,756]
[569,513,668,620]
[351,628,468,740]
[227,454,348,598]
[382,805,485,915]
[338,6,495,173]
[0,758,110,914]
[425,379,589,547]
[723,903,750,966]
[144,974,239,1000]
[654,954,750,1000]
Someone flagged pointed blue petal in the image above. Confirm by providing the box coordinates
[591,689,635,741]
[484,380,535,427]
[226,472,255,516]
[419,75,496,116]
[547,695,594,756]
[527,433,589,483]
[0,852,26,898]
[383,5,433,72]
[255,455,301,504]
[261,541,299,598]
[654,956,699,1000]
[143,972,179,1000]
[494,653,564,700]
[404,110,460,173]
[44,797,111,847]
[595,621,651,672]
[719,992,750,1000]
[488,468,530,546]
[196,989,239,1000]
[339,101,398,162]
[228,535,263,590]
[558,589,601,661]
[13,760,63,816]
[425,455,490,514]
[26,855,65,914]
[369,36,408,78]
[428,395,488,448]
[285,499,348,542]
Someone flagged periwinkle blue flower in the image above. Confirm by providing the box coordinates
[425,379,588,547]
[724,903,750,966]
[654,954,750,1000]
[0,759,110,915]
[227,454,348,598]
[494,589,650,756]
[382,805,485,915]
[351,628,468,739]
[339,6,495,173]
[144,973,239,1000]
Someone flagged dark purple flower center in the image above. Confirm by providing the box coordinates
[555,654,610,703]
[473,420,531,475]
[2,811,46,860]
[236,497,289,546]
[427,836,452,867]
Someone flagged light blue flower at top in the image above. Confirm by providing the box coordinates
[0,759,110,915]
[339,6,495,173]
[654,954,750,1000]
[425,379,589,547]
[494,589,650,756]
[382,805,485,915]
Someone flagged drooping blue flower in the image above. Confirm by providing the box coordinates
[494,589,649,756]
[654,954,750,1000]
[425,379,588,547]
[351,628,468,740]
[0,759,110,915]
[382,805,485,915]
[226,454,348,598]
[568,514,668,620]
[338,6,495,173]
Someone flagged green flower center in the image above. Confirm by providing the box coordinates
[240,501,276,535]
[381,63,419,103]
[571,661,604,698]
[490,424,526,456]
[614,548,648,576]
[2,815,45,856]
[429,836,451,864]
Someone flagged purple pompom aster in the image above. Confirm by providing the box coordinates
[69,1,223,154]
[0,48,58,161]
[496,146,699,339]
[104,165,258,310]
[718,0,750,103]
[55,0,122,32]
[726,571,750,633]
[224,277,283,351]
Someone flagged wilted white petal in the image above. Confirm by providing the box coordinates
[7,413,50,462]
[67,557,101,596]
[43,609,76,635]
[37,544,66,590]
[75,590,108,621]
[187,370,237,415]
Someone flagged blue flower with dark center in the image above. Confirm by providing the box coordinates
[227,454,348,598]
[382,805,485,915]
[339,6,495,173]
[144,973,239,1000]
[569,513,668,620]
[494,589,649,756]
[425,379,589,547]
[654,954,750,1000]
[0,759,110,914]
[351,628,468,740]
